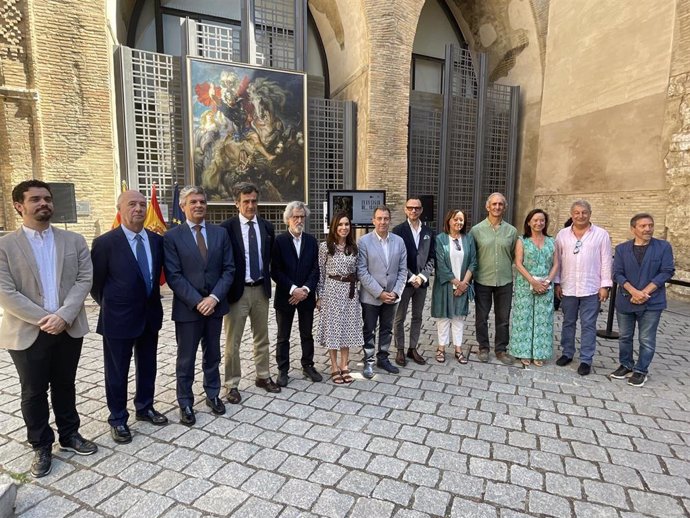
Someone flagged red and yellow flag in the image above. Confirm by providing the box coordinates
[111,180,128,229]
[144,183,167,236]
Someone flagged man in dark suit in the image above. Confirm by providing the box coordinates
[270,201,321,387]
[164,186,234,425]
[392,197,435,367]
[222,182,278,404]
[0,180,97,478]
[91,190,168,444]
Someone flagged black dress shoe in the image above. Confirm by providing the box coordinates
[110,424,132,444]
[577,363,592,376]
[179,406,196,426]
[407,348,427,365]
[277,370,289,387]
[302,365,323,382]
[135,408,168,426]
[376,358,400,374]
[255,377,281,393]
[30,447,52,478]
[59,433,98,455]
[395,350,407,367]
[227,388,242,404]
[205,396,226,415]
[556,355,573,366]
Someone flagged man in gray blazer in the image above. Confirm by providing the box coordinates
[0,180,97,478]
[357,205,408,378]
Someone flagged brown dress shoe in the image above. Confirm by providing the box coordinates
[407,348,427,365]
[226,388,242,404]
[255,377,281,393]
[395,349,407,367]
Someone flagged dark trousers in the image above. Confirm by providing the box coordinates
[175,317,222,408]
[393,284,427,351]
[103,326,158,426]
[362,302,397,364]
[474,282,513,353]
[275,304,315,372]
[9,331,83,450]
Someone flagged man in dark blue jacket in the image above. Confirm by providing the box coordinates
[271,201,321,387]
[609,213,675,387]
[91,190,167,444]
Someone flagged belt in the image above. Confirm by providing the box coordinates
[328,274,357,299]
[245,279,263,287]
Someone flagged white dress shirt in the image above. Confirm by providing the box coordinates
[22,225,58,313]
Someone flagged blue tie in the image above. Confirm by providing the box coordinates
[135,234,152,296]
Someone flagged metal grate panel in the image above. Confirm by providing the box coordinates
[254,0,297,70]
[408,106,442,228]
[196,21,242,62]
[481,83,512,209]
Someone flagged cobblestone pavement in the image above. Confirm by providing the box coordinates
[1,288,689,517]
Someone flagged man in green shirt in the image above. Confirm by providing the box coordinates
[469,193,517,364]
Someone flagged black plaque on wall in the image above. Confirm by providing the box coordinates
[48,183,77,224]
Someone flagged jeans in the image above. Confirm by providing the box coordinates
[560,294,600,364]
[617,310,662,375]
[474,282,513,353]
[362,302,397,364]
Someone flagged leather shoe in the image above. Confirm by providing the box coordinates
[135,408,168,426]
[362,363,374,379]
[59,433,98,455]
[577,363,592,376]
[227,388,242,404]
[255,377,281,393]
[30,447,52,478]
[478,350,490,362]
[556,355,573,367]
[395,350,407,367]
[179,406,196,426]
[277,370,289,387]
[205,396,226,415]
[407,348,426,365]
[496,352,515,365]
[376,358,400,374]
[110,424,132,444]
[303,365,323,382]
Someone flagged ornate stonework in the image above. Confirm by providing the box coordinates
[0,0,24,59]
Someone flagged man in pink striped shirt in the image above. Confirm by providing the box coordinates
[554,200,612,375]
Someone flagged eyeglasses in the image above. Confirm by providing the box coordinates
[453,238,462,251]
[406,206,422,211]
[573,240,582,254]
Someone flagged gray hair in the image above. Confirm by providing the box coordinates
[179,186,206,207]
[485,192,507,207]
[283,201,310,224]
[570,199,592,213]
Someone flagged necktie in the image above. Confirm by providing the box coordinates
[194,224,208,262]
[247,220,260,281]
[135,234,152,296]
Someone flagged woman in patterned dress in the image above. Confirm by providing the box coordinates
[509,209,559,366]
[316,213,362,383]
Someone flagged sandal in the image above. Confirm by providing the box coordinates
[436,348,446,363]
[533,360,543,367]
[455,349,468,364]
[341,369,354,384]
[331,371,344,384]
[520,359,531,366]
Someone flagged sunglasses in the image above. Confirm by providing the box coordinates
[406,206,422,211]
[453,238,462,251]
[573,240,583,254]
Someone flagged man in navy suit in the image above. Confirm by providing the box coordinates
[91,190,168,444]
[609,213,675,387]
[270,201,321,387]
[392,197,435,367]
[222,182,278,404]
[164,186,234,425]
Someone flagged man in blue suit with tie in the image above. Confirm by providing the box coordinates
[609,213,675,387]
[271,201,321,387]
[164,186,234,425]
[91,190,168,444]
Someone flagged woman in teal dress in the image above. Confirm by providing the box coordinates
[431,209,477,364]
[509,209,559,366]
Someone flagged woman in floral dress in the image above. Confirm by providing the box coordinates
[316,213,362,383]
[509,209,559,366]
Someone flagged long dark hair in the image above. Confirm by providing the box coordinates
[523,209,550,238]
[326,212,357,256]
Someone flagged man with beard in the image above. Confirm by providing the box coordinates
[0,180,97,477]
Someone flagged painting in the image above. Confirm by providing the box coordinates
[186,57,307,204]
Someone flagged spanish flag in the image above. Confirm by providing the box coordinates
[111,180,128,229]
[144,183,167,236]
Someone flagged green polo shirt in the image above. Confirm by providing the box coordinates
[469,218,517,287]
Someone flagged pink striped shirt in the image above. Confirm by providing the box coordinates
[554,224,612,297]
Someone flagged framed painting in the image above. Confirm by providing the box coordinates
[186,57,307,205]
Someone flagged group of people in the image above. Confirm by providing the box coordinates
[0,180,675,480]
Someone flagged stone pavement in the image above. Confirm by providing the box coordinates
[1,288,689,518]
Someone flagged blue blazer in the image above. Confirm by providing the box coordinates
[270,231,319,312]
[614,238,674,313]
[163,222,235,322]
[91,227,164,339]
[357,231,408,306]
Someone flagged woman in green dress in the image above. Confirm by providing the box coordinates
[431,209,477,364]
[509,209,559,366]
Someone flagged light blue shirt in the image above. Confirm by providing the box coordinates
[120,225,153,286]
[238,214,263,283]
[22,225,58,313]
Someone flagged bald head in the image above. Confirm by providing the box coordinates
[117,190,147,232]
